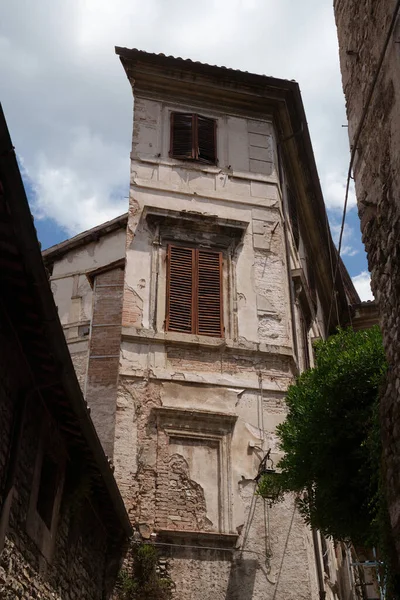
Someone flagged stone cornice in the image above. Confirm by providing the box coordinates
[121,325,294,359]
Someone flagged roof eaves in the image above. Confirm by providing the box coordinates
[115,47,298,92]
[0,103,131,538]
[43,213,128,262]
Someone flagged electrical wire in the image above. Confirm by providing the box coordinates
[151,539,268,559]
[327,0,400,329]
[324,208,340,326]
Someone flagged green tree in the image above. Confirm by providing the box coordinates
[117,543,174,600]
[258,326,387,544]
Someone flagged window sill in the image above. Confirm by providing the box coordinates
[155,529,238,550]
[121,326,293,357]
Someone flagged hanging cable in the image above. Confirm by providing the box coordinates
[324,208,340,326]
[327,0,400,329]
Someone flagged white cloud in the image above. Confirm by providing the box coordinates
[322,173,357,212]
[352,271,374,301]
[30,128,128,234]
[0,0,359,237]
[330,220,359,258]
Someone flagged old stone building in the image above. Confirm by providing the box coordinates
[0,107,131,598]
[43,50,362,599]
[334,0,400,567]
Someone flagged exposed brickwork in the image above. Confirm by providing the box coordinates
[334,0,400,564]
[114,378,161,526]
[122,287,143,327]
[86,266,124,458]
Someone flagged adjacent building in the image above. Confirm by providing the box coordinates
[0,106,131,598]
[44,50,361,599]
[334,0,400,568]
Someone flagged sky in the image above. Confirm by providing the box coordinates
[0,0,373,301]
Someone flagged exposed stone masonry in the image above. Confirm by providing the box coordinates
[334,0,400,564]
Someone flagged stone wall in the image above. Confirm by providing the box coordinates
[0,319,120,599]
[334,0,400,564]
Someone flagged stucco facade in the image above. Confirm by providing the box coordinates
[44,50,361,599]
[334,0,400,567]
[112,49,356,600]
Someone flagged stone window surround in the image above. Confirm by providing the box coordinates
[154,406,237,535]
[144,207,248,343]
[26,417,66,564]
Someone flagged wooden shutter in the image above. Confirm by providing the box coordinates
[197,249,223,336]
[197,116,216,164]
[170,113,194,159]
[166,245,195,333]
[166,245,223,337]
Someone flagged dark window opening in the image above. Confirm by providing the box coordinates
[37,454,59,530]
[170,113,216,165]
[300,310,311,370]
[166,244,223,337]
[78,324,90,337]
[307,259,318,311]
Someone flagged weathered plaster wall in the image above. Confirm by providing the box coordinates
[334,0,400,562]
[125,97,292,348]
[49,229,126,393]
[113,376,319,600]
[112,90,328,599]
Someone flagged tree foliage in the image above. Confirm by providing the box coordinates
[261,327,387,545]
[117,543,174,600]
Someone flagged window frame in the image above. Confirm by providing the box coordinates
[26,419,66,563]
[169,112,217,165]
[165,243,224,338]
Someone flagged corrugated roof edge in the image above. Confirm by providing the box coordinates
[115,46,299,90]
[43,213,128,262]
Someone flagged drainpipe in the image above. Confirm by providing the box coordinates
[312,528,327,600]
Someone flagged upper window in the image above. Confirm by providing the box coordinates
[166,244,223,337]
[169,113,217,165]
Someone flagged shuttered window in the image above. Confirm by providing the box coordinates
[170,113,216,165]
[166,245,223,337]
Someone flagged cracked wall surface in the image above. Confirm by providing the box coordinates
[110,89,331,599]
[45,67,343,598]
